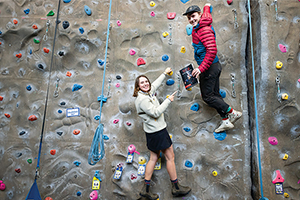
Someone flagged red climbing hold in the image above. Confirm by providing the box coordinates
[32,25,38,29]
[137,58,146,66]
[43,48,50,53]
[50,149,56,155]
[16,53,22,58]
[45,197,53,200]
[0,96,3,101]
[66,71,72,77]
[227,0,233,5]
[73,129,80,135]
[4,113,10,118]
[13,19,18,24]
[15,168,21,173]
[272,170,285,184]
[28,115,37,121]
[167,12,176,19]
[0,42,2,45]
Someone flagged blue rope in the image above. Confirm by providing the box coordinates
[88,0,112,165]
[247,1,268,200]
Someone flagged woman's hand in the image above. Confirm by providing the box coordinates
[192,68,201,78]
[168,91,178,102]
[164,67,172,75]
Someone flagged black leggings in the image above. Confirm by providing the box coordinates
[199,62,229,118]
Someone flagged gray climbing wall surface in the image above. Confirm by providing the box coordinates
[0,0,299,200]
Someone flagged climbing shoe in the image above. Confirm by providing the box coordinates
[215,119,234,133]
[139,183,159,200]
[171,182,191,196]
[228,109,242,123]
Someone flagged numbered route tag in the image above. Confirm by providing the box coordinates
[154,157,161,170]
[113,166,123,180]
[126,152,134,163]
[138,164,146,176]
[275,183,283,195]
[92,176,101,190]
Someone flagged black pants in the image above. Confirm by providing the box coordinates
[199,62,229,118]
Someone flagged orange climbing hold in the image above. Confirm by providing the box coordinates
[66,71,72,77]
[73,129,80,135]
[0,42,2,45]
[0,96,3,101]
[28,115,37,121]
[13,19,18,24]
[4,113,10,118]
[43,48,50,53]
[16,53,22,58]
[45,197,53,200]
[32,25,38,29]
[50,149,56,155]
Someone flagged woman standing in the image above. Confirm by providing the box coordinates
[133,68,191,200]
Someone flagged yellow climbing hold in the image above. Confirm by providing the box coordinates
[180,46,186,54]
[138,156,146,164]
[212,171,218,176]
[281,93,288,100]
[187,88,192,91]
[169,134,173,139]
[167,71,173,76]
[276,61,283,69]
[162,31,169,37]
[166,95,170,99]
[283,154,288,160]
[284,192,289,198]
[150,1,155,7]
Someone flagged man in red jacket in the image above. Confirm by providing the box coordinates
[183,4,242,133]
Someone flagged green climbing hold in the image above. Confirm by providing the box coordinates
[27,159,32,164]
[34,38,40,44]
[47,10,55,16]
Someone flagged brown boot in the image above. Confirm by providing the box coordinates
[171,182,191,196]
[139,183,159,200]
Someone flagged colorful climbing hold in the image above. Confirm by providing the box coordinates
[162,54,169,61]
[58,109,62,114]
[129,49,136,55]
[268,137,278,145]
[131,173,137,180]
[298,78,300,83]
[45,197,53,200]
[50,149,56,155]
[284,193,289,198]
[126,121,132,126]
[76,191,81,196]
[183,127,191,132]
[113,119,119,124]
[47,10,55,16]
[212,171,218,176]
[137,58,146,66]
[115,83,120,88]
[72,84,83,92]
[0,96,3,101]
[13,19,18,25]
[26,85,32,91]
[180,0,190,3]
[219,89,226,98]
[16,53,22,58]
[79,27,84,34]
[28,115,37,121]
[167,12,176,19]
[227,0,233,5]
[166,79,175,86]
[281,93,288,100]
[29,49,32,54]
[180,46,186,53]
[162,31,169,37]
[138,157,146,165]
[150,11,155,17]
[63,0,71,3]
[128,144,140,154]
[213,131,227,141]
[94,115,100,120]
[0,180,5,191]
[62,21,69,29]
[103,135,109,140]
[43,48,50,53]
[4,113,10,118]
[190,103,200,111]
[185,160,193,168]
[27,159,32,164]
[15,168,21,173]
[57,131,63,136]
[58,51,64,56]
[19,131,26,135]
[34,38,40,44]
[279,44,287,53]
[74,161,81,166]
[272,170,284,183]
[150,1,155,7]
[186,24,193,36]
[97,95,107,102]
[66,71,72,77]
[24,9,30,15]
[84,5,92,16]
[73,129,80,135]
[117,20,121,26]
[97,59,105,66]
[282,154,288,160]
[32,25,38,29]
[116,75,122,79]
[90,191,98,200]
[276,61,283,69]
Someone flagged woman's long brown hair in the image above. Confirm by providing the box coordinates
[133,75,151,97]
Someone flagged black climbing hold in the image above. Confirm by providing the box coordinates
[60,101,66,106]
[58,51,65,56]
[57,131,63,136]
[16,153,22,157]
[62,21,69,29]
[38,64,44,70]
[116,75,122,80]
[19,131,26,136]
[56,20,61,24]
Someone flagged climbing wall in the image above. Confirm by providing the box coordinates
[249,0,300,199]
[1,0,298,200]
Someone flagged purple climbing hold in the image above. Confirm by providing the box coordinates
[72,84,83,92]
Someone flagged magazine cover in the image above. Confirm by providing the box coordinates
[180,64,199,90]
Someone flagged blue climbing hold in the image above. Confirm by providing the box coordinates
[58,109,62,114]
[180,0,190,3]
[24,9,30,15]
[74,161,81,166]
[94,170,102,181]
[103,135,109,140]
[183,127,191,132]
[63,0,71,3]
[166,79,175,86]
[185,160,193,168]
[84,5,92,16]
[79,27,84,34]
[97,95,107,102]
[186,24,193,36]
[97,59,105,66]
[29,49,32,55]
[219,89,226,98]
[0,31,2,35]
[72,84,83,92]
[213,131,227,141]
[190,103,199,111]
[162,54,169,61]
[76,191,81,196]
[94,115,100,120]
[210,5,213,13]
[26,85,32,91]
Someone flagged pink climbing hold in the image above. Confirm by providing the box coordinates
[272,170,284,184]
[0,180,6,191]
[128,144,140,155]
[150,11,155,17]
[137,58,146,66]
[117,20,121,26]
[298,78,300,83]
[167,12,176,19]
[227,0,233,5]
[115,83,120,88]
[89,190,98,200]
[278,44,287,53]
[113,119,119,124]
[268,137,278,145]
[129,49,136,55]
[126,121,131,126]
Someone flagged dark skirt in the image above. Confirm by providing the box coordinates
[145,128,172,152]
